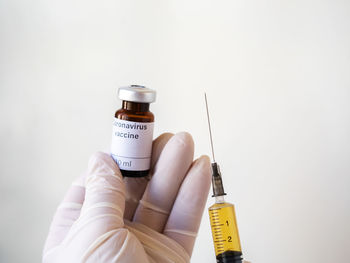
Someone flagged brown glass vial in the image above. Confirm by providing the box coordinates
[110,85,156,177]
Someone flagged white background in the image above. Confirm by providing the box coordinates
[1,0,350,262]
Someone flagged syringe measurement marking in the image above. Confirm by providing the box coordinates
[210,211,235,253]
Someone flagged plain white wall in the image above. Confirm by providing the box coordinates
[1,0,350,262]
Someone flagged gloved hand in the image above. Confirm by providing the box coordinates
[43,132,211,263]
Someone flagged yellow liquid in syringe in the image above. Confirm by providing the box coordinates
[209,201,242,256]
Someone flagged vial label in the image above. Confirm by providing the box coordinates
[111,118,154,171]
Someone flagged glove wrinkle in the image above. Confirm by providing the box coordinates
[62,214,124,246]
[109,231,150,263]
[80,202,123,218]
[139,199,170,215]
[163,229,197,238]
[125,220,190,263]
[81,229,120,261]
[58,202,83,210]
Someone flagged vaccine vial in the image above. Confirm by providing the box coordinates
[111,85,156,177]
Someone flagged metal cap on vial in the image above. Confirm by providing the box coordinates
[118,85,156,103]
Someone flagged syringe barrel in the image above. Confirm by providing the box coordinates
[209,201,243,263]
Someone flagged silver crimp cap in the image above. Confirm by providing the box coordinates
[118,85,156,103]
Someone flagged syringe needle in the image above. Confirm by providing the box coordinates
[204,93,216,163]
[205,93,225,197]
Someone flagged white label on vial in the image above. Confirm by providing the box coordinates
[111,118,154,171]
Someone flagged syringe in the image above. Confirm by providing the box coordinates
[205,93,243,263]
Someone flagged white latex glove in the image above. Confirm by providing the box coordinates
[43,132,211,263]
